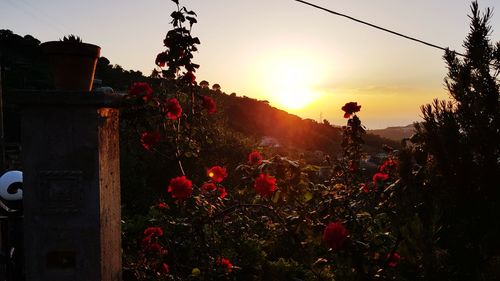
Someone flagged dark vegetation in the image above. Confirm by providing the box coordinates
[2,1,499,279]
[119,1,500,279]
[402,3,500,278]
[0,28,395,176]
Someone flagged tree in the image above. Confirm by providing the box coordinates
[403,2,500,280]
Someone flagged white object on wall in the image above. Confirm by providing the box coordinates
[0,170,23,201]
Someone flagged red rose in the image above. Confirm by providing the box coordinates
[218,187,228,199]
[161,263,170,274]
[142,236,152,245]
[387,252,401,267]
[147,243,163,253]
[157,202,168,209]
[207,166,227,183]
[248,151,263,165]
[359,183,370,193]
[184,71,196,84]
[129,82,153,101]
[202,95,217,114]
[140,131,161,150]
[155,52,168,67]
[372,172,389,187]
[217,257,233,273]
[165,98,182,120]
[323,222,348,251]
[379,159,398,174]
[341,102,361,118]
[168,176,193,200]
[144,227,163,237]
[254,173,276,197]
[202,182,217,192]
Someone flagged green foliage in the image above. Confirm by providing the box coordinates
[60,34,82,43]
[94,57,146,91]
[120,1,500,281]
[121,1,404,280]
[0,29,51,91]
[3,1,497,280]
[397,1,500,280]
[265,258,306,281]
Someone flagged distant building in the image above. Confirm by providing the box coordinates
[259,136,280,147]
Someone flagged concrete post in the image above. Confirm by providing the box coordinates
[16,91,122,281]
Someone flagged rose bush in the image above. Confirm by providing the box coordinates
[120,1,500,280]
[124,88,405,281]
[124,120,407,281]
[119,1,436,281]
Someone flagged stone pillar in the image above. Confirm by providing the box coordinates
[16,91,122,281]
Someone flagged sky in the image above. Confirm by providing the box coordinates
[1,0,499,129]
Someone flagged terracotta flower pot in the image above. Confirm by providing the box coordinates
[41,41,101,91]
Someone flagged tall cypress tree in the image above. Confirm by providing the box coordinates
[409,1,500,280]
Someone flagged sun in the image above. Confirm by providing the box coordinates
[258,54,324,111]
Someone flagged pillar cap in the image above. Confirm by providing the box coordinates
[8,91,124,108]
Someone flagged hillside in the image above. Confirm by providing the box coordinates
[2,30,397,159]
[369,124,415,141]
[211,91,397,156]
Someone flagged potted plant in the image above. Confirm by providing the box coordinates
[41,35,101,91]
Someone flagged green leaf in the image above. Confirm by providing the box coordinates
[303,191,313,202]
[191,268,201,277]
[313,258,328,267]
[356,212,372,219]
[272,190,281,203]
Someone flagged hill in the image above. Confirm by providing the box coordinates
[213,92,397,157]
[368,124,415,141]
[2,30,397,161]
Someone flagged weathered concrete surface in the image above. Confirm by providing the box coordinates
[17,92,122,281]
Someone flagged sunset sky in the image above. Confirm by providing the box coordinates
[2,0,499,128]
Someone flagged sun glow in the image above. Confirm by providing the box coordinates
[258,53,325,110]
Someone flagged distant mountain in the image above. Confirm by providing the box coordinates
[368,124,416,141]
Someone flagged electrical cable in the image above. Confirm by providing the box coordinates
[294,0,466,57]
[4,0,68,36]
[17,0,73,34]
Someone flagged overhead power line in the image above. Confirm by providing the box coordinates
[5,0,69,35]
[294,0,466,57]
